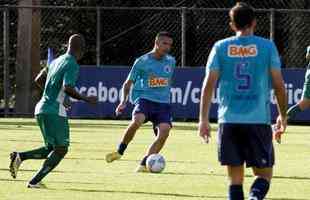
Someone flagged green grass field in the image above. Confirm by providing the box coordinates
[0,118,309,200]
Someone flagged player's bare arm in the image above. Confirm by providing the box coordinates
[115,79,133,115]
[270,68,288,136]
[199,70,219,143]
[64,85,97,104]
[34,67,48,91]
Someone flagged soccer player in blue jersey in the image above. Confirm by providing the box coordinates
[105,31,175,172]
[199,3,287,200]
[286,45,310,120]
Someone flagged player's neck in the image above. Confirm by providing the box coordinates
[151,50,164,60]
[236,29,254,37]
[66,50,77,60]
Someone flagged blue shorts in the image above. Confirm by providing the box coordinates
[132,98,172,133]
[218,123,274,168]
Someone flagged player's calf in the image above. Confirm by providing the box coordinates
[227,165,245,200]
[249,167,272,200]
[152,123,171,149]
[106,114,146,163]
[139,123,171,167]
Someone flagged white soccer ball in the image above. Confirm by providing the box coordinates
[146,154,166,173]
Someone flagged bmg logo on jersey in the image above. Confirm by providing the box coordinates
[148,76,169,88]
[228,44,257,57]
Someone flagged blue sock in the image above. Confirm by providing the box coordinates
[229,185,244,200]
[117,143,127,155]
[249,178,270,200]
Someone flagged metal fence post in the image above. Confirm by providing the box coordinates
[96,7,101,67]
[269,8,275,41]
[3,7,10,117]
[181,7,187,67]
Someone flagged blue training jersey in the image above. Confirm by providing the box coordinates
[206,35,281,124]
[127,52,176,104]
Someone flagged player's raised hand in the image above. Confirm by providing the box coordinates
[115,102,127,116]
[273,115,287,144]
[198,121,211,144]
[85,96,98,105]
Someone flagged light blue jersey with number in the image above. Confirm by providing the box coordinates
[127,52,176,104]
[206,35,281,124]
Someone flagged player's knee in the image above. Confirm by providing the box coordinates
[130,120,143,129]
[253,168,273,181]
[54,146,68,157]
[157,124,171,140]
[158,124,171,132]
[132,119,144,127]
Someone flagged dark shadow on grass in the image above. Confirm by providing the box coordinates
[0,178,308,200]
[7,139,43,143]
[0,178,106,186]
[119,159,200,164]
[2,167,309,182]
[0,127,36,131]
[0,178,25,183]
[163,171,310,181]
[6,139,83,144]
[49,187,226,199]
[66,157,105,160]
[50,188,310,200]
[0,168,100,175]
[0,121,37,126]
[266,198,310,200]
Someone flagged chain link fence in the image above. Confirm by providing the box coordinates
[0,9,3,111]
[187,9,272,66]
[40,7,97,64]
[275,10,310,68]
[100,8,182,66]
[1,6,310,115]
[3,6,310,67]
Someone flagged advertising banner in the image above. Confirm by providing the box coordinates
[68,67,308,122]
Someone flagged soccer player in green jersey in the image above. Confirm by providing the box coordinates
[287,46,310,120]
[9,34,97,188]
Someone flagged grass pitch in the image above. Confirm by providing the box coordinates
[0,118,309,200]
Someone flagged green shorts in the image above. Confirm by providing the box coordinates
[302,69,310,99]
[36,114,70,147]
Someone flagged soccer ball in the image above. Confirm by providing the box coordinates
[146,154,166,173]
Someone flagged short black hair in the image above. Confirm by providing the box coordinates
[229,2,255,30]
[156,31,173,40]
